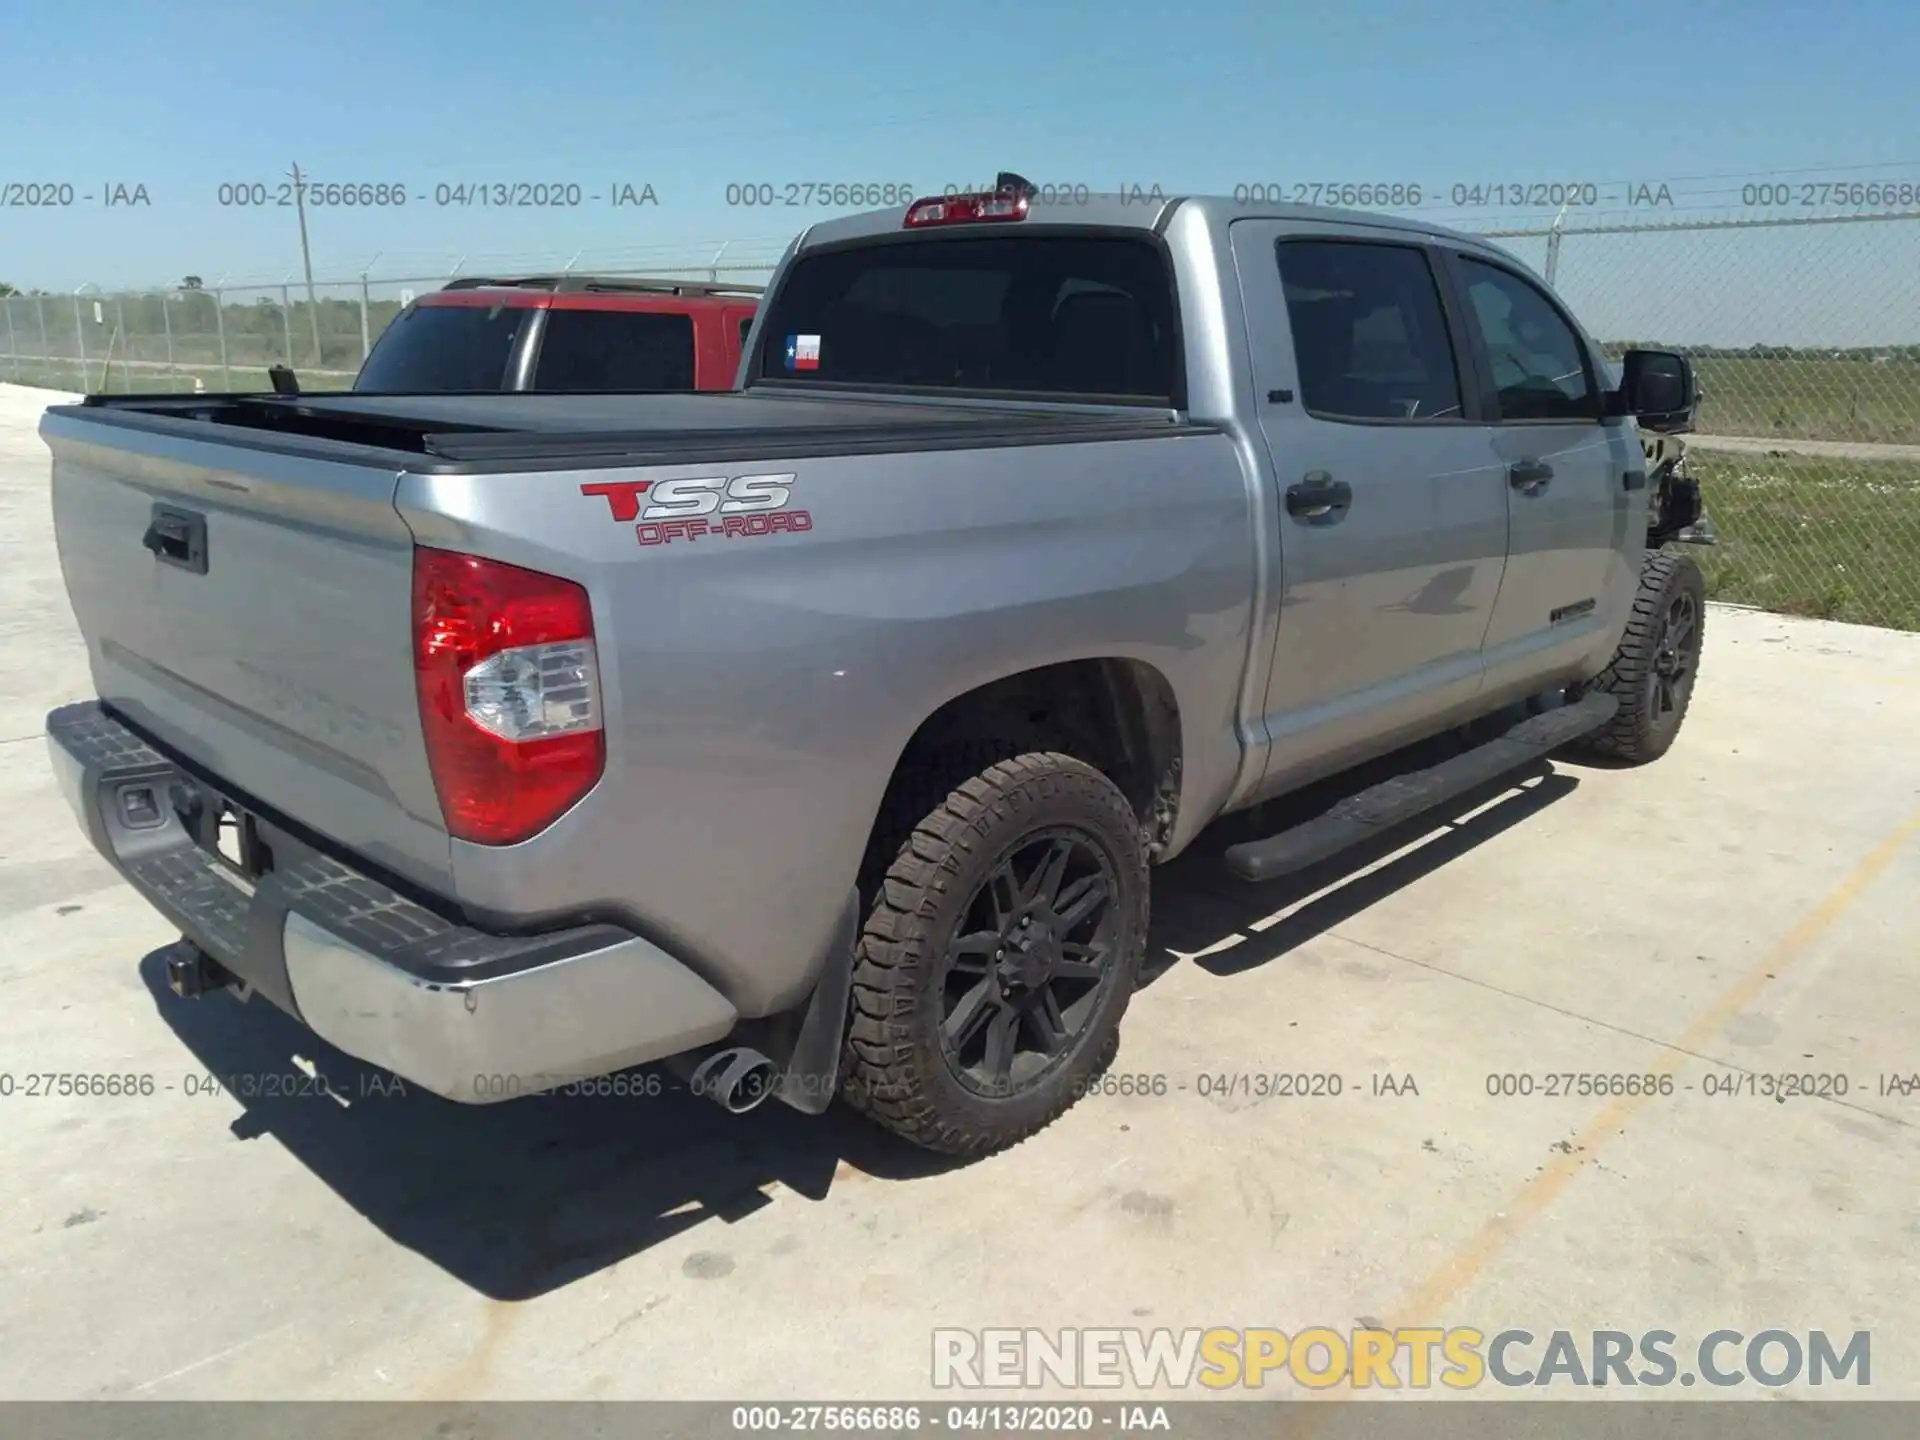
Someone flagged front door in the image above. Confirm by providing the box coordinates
[1438,250,1640,693]
[1230,222,1512,794]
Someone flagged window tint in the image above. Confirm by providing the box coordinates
[1457,259,1597,420]
[353,303,524,392]
[753,236,1179,401]
[1274,241,1463,421]
[532,309,696,391]
[739,316,754,348]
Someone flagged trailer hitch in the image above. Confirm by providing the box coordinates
[163,940,239,1000]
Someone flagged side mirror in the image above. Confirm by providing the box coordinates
[1618,348,1696,433]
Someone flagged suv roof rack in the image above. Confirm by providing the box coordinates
[437,275,765,297]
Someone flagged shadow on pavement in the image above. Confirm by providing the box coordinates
[140,954,956,1302]
[1143,728,1583,982]
[139,714,1586,1300]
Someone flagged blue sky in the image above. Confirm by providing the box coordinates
[3,0,1919,343]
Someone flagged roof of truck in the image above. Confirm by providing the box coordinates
[795,191,1501,254]
[415,275,763,311]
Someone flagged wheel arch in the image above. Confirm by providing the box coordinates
[864,657,1186,874]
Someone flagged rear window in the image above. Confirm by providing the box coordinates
[532,309,697,391]
[751,235,1180,402]
[354,302,526,392]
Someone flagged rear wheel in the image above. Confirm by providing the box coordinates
[1575,549,1706,763]
[840,752,1148,1158]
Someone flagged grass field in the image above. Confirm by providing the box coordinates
[13,348,1920,440]
[1690,357,1920,445]
[1691,450,1920,631]
[6,362,1918,634]
[2,357,357,394]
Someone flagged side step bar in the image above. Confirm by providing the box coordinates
[1223,690,1619,883]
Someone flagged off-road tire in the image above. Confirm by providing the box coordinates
[1575,549,1706,763]
[856,738,1028,900]
[840,752,1150,1158]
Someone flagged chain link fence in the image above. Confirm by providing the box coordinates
[1487,211,1920,633]
[4,215,1919,631]
[0,257,786,396]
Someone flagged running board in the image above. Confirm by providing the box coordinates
[1223,691,1619,883]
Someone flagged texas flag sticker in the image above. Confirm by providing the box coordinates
[784,333,822,371]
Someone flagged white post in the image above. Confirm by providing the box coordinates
[162,292,178,387]
[35,295,51,384]
[213,283,231,390]
[1544,202,1569,287]
[115,295,129,387]
[358,253,382,366]
[72,286,94,391]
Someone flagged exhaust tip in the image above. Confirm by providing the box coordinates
[722,1060,779,1114]
[688,1048,781,1115]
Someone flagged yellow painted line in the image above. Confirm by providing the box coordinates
[1282,802,1920,1429]
[1388,807,1919,1327]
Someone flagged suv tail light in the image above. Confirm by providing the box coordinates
[411,547,604,845]
[903,190,1030,228]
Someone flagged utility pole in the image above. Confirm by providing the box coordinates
[287,161,323,366]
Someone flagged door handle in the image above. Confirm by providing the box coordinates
[1508,459,1554,493]
[143,504,209,574]
[1286,472,1352,523]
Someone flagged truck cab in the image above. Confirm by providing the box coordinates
[745,188,1697,804]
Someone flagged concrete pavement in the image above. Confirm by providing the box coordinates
[2,382,1917,1404]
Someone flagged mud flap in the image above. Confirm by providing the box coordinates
[771,888,861,1116]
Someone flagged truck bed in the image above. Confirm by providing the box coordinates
[61,390,1202,471]
[41,387,1225,929]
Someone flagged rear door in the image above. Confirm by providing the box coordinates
[1436,250,1636,688]
[1230,222,1510,789]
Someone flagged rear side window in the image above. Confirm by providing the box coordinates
[533,310,696,391]
[753,235,1180,402]
[1455,258,1598,421]
[1274,240,1463,422]
[354,303,525,391]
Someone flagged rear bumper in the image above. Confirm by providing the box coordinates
[44,701,739,1103]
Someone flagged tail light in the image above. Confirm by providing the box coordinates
[903,190,1030,228]
[411,547,604,845]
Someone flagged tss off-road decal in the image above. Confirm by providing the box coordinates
[580,473,811,546]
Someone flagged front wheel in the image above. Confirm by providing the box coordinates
[840,752,1149,1158]
[1575,549,1707,763]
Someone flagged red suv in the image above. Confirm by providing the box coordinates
[353,275,762,393]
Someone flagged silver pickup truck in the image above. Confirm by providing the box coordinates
[41,179,1706,1157]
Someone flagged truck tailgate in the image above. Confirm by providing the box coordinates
[41,412,454,893]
